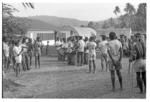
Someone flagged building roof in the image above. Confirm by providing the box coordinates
[59,26,97,38]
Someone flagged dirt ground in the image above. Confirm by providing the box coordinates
[3,56,146,98]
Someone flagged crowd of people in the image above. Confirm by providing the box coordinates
[2,31,146,94]
[55,32,146,93]
[2,36,42,77]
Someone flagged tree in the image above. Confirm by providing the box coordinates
[124,3,136,30]
[22,3,34,9]
[132,3,146,32]
[124,3,136,15]
[113,6,120,16]
[88,21,95,29]
[2,3,34,36]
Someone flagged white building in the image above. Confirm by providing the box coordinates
[26,29,56,46]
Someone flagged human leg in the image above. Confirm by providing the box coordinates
[89,60,92,73]
[116,70,123,90]
[110,70,115,91]
[142,71,146,91]
[93,60,96,73]
[136,72,143,93]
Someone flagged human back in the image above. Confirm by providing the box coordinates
[108,39,122,61]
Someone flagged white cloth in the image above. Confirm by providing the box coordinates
[108,39,122,61]
[13,46,22,63]
[62,42,68,49]
[78,40,85,52]
[67,41,74,53]
[55,41,62,50]
[20,44,28,53]
[3,42,9,57]
[98,40,108,54]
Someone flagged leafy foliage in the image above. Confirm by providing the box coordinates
[2,3,34,36]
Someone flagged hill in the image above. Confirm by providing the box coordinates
[15,17,60,31]
[28,15,88,27]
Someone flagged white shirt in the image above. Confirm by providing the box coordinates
[55,40,61,47]
[98,40,108,54]
[20,44,28,53]
[87,41,97,55]
[78,39,85,52]
[13,46,22,63]
[3,42,9,57]
[62,42,68,49]
[108,39,122,61]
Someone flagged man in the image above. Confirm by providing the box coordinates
[21,38,30,71]
[55,37,62,61]
[87,36,97,73]
[84,37,89,65]
[107,32,123,91]
[131,33,146,93]
[34,37,42,68]
[77,36,85,66]
[46,41,49,55]
[27,38,33,67]
[2,36,10,73]
[67,37,74,65]
[61,38,68,61]
[98,35,108,71]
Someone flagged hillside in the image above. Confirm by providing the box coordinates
[15,17,60,31]
[28,16,88,27]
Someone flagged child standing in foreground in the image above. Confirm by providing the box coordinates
[87,36,97,73]
[13,40,23,77]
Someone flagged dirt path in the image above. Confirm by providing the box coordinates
[3,57,146,98]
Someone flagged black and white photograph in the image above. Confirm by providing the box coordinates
[1,0,148,99]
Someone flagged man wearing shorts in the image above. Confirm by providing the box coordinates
[107,32,123,91]
[87,36,97,73]
[98,35,108,71]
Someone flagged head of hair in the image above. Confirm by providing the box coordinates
[14,40,20,46]
[3,36,7,42]
[109,32,117,40]
[63,38,66,42]
[89,36,94,41]
[101,35,106,41]
[22,37,26,43]
[36,37,40,41]
[79,36,82,40]
[56,37,59,41]
[84,37,88,41]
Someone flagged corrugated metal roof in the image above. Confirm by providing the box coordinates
[73,27,96,38]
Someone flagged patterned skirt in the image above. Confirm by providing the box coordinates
[132,59,146,72]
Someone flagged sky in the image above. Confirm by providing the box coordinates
[10,3,140,21]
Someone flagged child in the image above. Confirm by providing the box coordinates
[2,37,10,73]
[87,36,97,73]
[13,40,23,77]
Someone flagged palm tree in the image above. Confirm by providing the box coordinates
[22,3,34,9]
[113,6,120,16]
[124,3,136,30]
[124,3,136,15]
